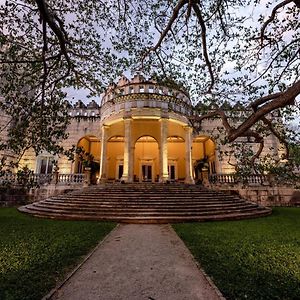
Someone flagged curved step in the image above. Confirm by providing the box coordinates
[18,183,271,223]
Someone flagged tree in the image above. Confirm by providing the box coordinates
[0,0,299,170]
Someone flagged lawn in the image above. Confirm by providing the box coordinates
[0,208,116,300]
[173,208,300,300]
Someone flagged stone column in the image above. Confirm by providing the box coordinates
[121,118,133,182]
[160,118,169,182]
[129,145,134,182]
[184,126,195,184]
[99,125,109,182]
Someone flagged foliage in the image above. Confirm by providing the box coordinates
[0,208,115,300]
[0,0,299,169]
[290,143,300,167]
[15,165,35,190]
[173,208,300,300]
[0,0,129,164]
[76,146,94,168]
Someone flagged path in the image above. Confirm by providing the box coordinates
[50,224,223,300]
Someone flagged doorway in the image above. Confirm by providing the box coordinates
[142,164,152,182]
[134,136,159,182]
[117,164,124,179]
[168,164,176,181]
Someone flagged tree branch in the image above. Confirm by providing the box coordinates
[34,0,71,67]
[191,2,215,93]
[229,80,300,142]
[260,0,294,45]
[141,0,188,68]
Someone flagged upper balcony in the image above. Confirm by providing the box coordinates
[100,74,194,122]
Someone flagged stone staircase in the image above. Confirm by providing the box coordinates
[18,183,272,223]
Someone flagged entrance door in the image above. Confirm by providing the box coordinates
[142,164,152,182]
[168,165,176,181]
[118,164,124,179]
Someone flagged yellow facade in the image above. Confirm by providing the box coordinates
[75,117,216,183]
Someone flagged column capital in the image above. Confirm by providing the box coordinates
[159,112,169,120]
[123,116,133,125]
[123,111,132,119]
[183,125,192,131]
[101,124,110,130]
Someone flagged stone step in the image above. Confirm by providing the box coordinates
[49,191,239,199]
[43,199,247,207]
[31,202,256,212]
[18,184,272,223]
[20,205,262,216]
[18,206,271,223]
[46,196,242,203]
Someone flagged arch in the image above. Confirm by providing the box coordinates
[134,135,159,144]
[107,135,125,180]
[108,135,125,142]
[167,135,185,142]
[134,135,159,182]
[75,135,101,184]
[192,135,217,183]
[167,135,186,181]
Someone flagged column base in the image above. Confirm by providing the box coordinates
[120,175,133,183]
[159,175,170,183]
[184,177,195,184]
[97,176,107,184]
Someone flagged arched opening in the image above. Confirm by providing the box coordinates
[75,136,100,184]
[134,136,159,182]
[167,136,185,181]
[107,136,125,180]
[192,136,216,183]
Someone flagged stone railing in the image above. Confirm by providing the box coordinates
[0,172,85,186]
[100,93,196,121]
[209,173,269,185]
[57,173,85,185]
[0,173,53,186]
[32,173,53,185]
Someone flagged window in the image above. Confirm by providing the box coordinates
[37,157,54,174]
[139,86,145,93]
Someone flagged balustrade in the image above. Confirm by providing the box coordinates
[32,173,53,185]
[57,173,84,184]
[209,173,268,185]
[100,93,194,121]
[0,172,84,186]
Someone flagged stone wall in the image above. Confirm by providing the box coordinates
[210,183,299,207]
[29,184,83,202]
[0,187,28,207]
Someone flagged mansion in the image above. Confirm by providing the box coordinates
[7,74,283,184]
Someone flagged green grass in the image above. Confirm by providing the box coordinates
[0,208,116,300]
[173,208,300,300]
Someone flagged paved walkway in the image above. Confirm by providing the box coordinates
[50,224,222,300]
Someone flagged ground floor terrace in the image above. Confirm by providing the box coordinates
[72,118,217,184]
